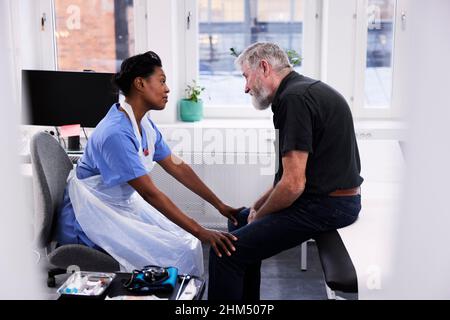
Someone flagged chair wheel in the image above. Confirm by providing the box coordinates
[47,277,56,288]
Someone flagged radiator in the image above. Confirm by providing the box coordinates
[150,152,276,229]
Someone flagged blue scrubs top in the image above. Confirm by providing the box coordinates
[55,104,171,249]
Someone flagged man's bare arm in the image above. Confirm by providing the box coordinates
[250,151,308,222]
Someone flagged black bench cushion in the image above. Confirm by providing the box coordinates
[314,230,358,293]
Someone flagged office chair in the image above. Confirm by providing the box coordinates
[30,132,120,287]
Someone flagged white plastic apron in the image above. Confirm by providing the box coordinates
[67,101,203,276]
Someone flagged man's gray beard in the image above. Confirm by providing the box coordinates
[251,87,272,110]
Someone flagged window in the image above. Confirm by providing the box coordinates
[198,0,304,109]
[365,0,395,108]
[352,0,400,119]
[54,0,135,72]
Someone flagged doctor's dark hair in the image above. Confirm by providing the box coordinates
[112,51,163,96]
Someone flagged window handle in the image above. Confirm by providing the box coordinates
[401,11,407,30]
[41,13,47,31]
[187,11,192,30]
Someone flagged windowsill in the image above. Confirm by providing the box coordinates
[158,118,274,129]
[158,118,406,128]
[158,118,407,140]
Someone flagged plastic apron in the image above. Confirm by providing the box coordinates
[67,101,204,276]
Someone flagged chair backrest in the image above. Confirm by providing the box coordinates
[30,132,73,249]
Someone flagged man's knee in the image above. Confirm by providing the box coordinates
[228,208,250,232]
[208,246,217,264]
[209,245,231,261]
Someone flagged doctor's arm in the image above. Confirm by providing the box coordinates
[128,174,237,257]
[157,154,244,225]
[249,150,308,223]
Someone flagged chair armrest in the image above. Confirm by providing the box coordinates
[48,244,120,272]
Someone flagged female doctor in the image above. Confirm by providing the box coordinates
[55,51,242,276]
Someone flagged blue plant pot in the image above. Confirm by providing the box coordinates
[180,99,203,122]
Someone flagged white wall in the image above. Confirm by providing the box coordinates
[0,0,42,300]
[16,0,41,70]
[384,0,450,299]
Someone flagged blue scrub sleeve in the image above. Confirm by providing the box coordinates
[150,120,172,161]
[98,131,148,187]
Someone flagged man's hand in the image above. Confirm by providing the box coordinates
[218,204,245,226]
[248,207,258,224]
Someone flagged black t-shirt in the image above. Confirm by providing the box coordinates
[272,71,363,196]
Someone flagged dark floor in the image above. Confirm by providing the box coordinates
[201,241,328,300]
[42,242,357,300]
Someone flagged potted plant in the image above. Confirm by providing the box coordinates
[180,80,205,122]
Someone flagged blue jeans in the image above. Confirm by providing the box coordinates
[208,194,361,300]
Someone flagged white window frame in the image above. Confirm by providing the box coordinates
[134,0,150,54]
[34,0,181,124]
[352,0,404,119]
[185,0,323,119]
[320,0,358,112]
[37,0,57,70]
[38,0,149,72]
[29,0,406,124]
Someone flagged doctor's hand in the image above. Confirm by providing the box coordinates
[197,228,238,258]
[218,204,245,226]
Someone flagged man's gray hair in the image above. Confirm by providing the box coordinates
[235,42,292,72]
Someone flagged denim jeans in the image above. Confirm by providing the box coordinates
[208,194,361,300]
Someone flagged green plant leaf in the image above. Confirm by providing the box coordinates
[185,79,205,102]
[286,49,302,66]
[230,47,241,57]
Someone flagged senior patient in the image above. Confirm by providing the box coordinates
[208,42,364,300]
[55,51,242,275]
